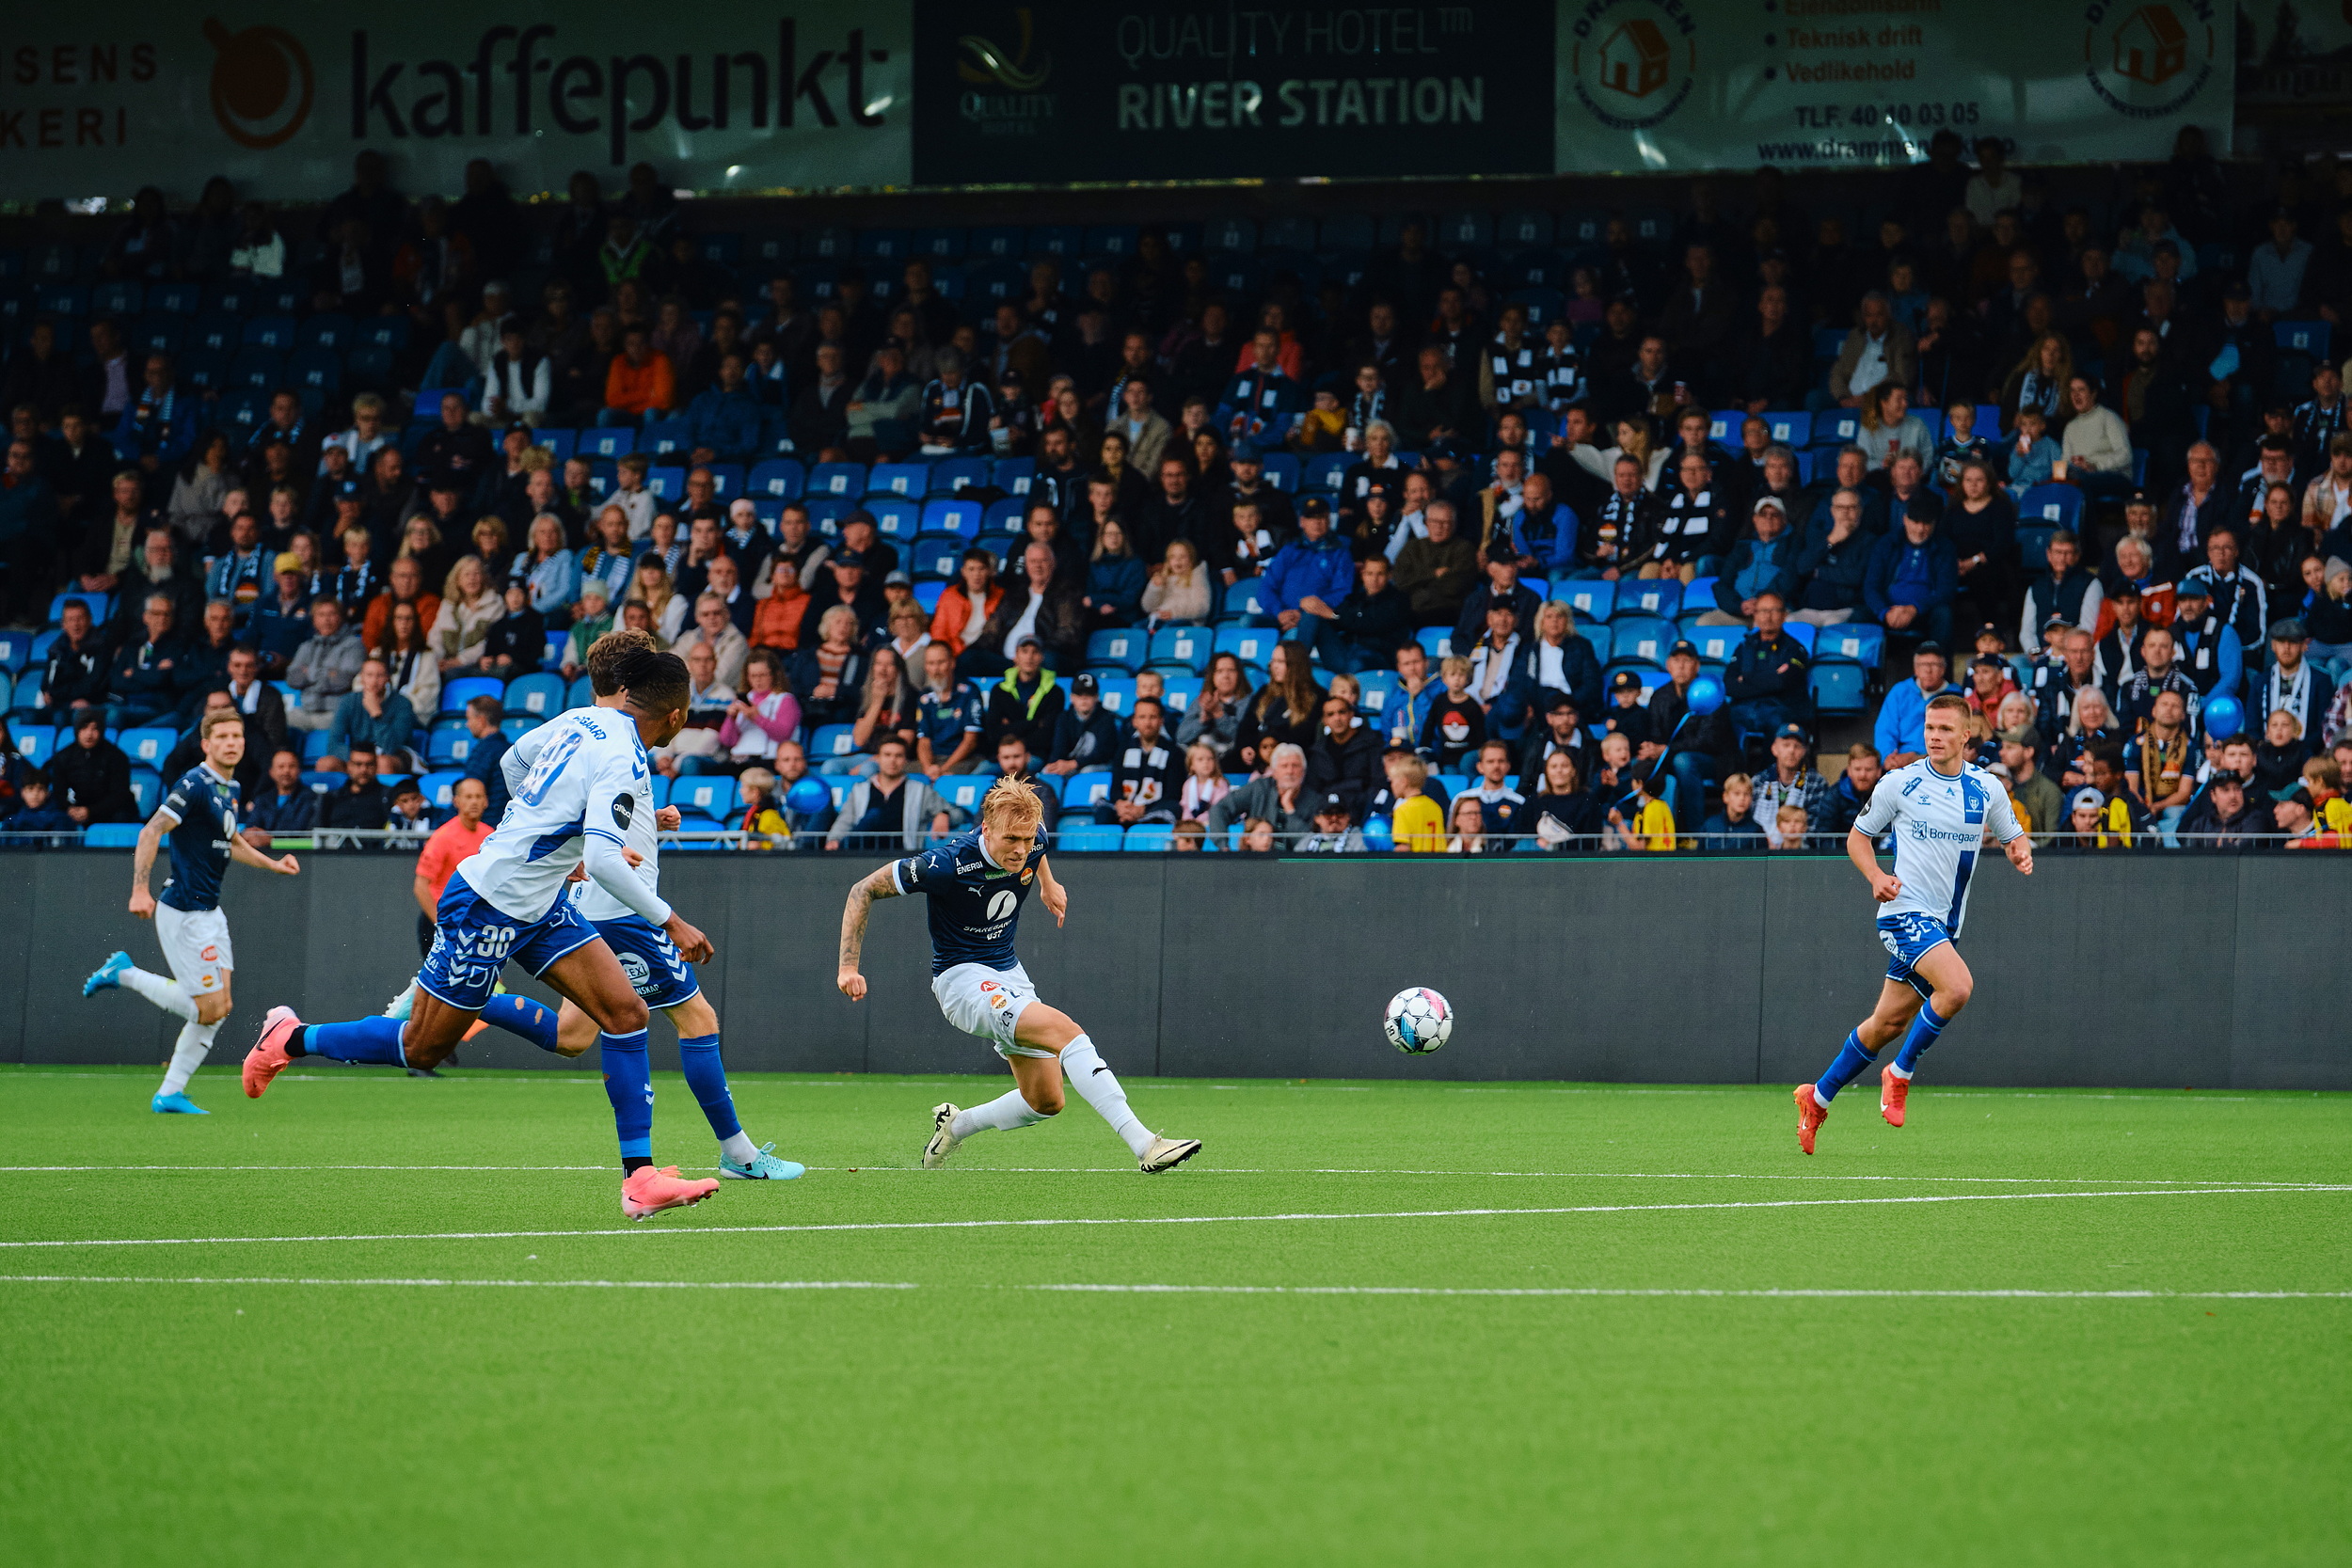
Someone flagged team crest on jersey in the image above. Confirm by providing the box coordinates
[612,793,635,830]
[1018,866,1034,884]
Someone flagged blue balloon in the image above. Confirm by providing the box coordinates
[1360,815,1394,853]
[2200,694,2244,740]
[1685,675,1726,717]
[786,777,833,816]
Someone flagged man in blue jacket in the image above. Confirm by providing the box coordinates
[1707,496,1802,625]
[1506,471,1580,578]
[1872,641,1962,768]
[685,353,768,465]
[1722,592,1813,747]
[1864,509,1958,650]
[1263,499,1355,634]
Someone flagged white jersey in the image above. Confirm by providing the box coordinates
[502,710,664,924]
[1853,759,2022,936]
[456,705,670,927]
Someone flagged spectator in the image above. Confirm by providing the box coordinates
[2167,579,2247,710]
[2117,625,2201,729]
[789,604,872,733]
[1458,739,1527,841]
[1096,697,1184,826]
[245,747,318,838]
[2123,687,2201,842]
[1178,740,1231,822]
[1820,742,1884,836]
[1417,655,1486,770]
[324,657,419,774]
[1451,555,1544,657]
[2178,769,2264,847]
[1999,725,2065,846]
[2256,617,2336,739]
[1607,762,1677,851]
[1140,536,1212,628]
[1826,293,1918,408]
[1262,499,1354,634]
[428,556,504,673]
[2082,749,2154,847]
[912,642,986,776]
[215,643,288,758]
[1700,771,1770,849]
[1857,384,1933,473]
[2053,687,2125,791]
[979,636,1065,760]
[51,713,136,825]
[2018,529,2105,655]
[2184,528,2270,655]
[104,592,192,729]
[601,324,675,425]
[1306,692,1381,816]
[1706,498,1802,626]
[1647,451,1734,581]
[1752,724,1831,845]
[1442,794,1491,854]
[1206,742,1317,846]
[1864,506,1959,649]
[35,598,108,721]
[1391,500,1478,625]
[1875,641,1962,768]
[316,741,391,847]
[1788,488,1872,626]
[1722,593,1813,743]
[2058,374,2134,503]
[1043,673,1122,776]
[1084,519,1148,629]
[1176,652,1254,765]
[845,343,922,462]
[1523,749,1599,849]
[971,541,1087,676]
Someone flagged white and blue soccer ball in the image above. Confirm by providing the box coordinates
[1384,987,1453,1054]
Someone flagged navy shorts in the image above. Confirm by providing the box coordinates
[1877,911,1955,1002]
[416,872,601,1011]
[594,913,700,1010]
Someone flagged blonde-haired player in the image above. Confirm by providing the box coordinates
[836,773,1200,1173]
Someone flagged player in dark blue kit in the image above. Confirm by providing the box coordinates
[835,773,1200,1173]
[82,708,301,1113]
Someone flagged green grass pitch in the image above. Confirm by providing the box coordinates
[1,1063,2345,1566]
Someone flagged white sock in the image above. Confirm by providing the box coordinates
[121,967,199,1022]
[1058,1036,1155,1157]
[952,1087,1051,1139]
[1884,1062,1913,1082]
[157,1021,219,1096]
[719,1131,758,1165]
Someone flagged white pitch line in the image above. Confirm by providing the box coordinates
[2,1164,2344,1191]
[0,1275,2343,1302]
[1025,1284,2352,1300]
[0,1184,2338,1252]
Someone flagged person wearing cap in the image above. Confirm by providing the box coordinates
[2270,783,2337,847]
[1872,640,1960,768]
[2165,577,2244,710]
[2017,528,2101,657]
[1994,724,2064,847]
[2090,578,2151,695]
[2178,766,2265,847]
[2182,526,2269,652]
[2258,616,2336,737]
[1864,505,1957,650]
[1295,791,1366,852]
[1262,497,1356,634]
[2062,784,2132,848]
[1223,439,1296,538]
[1752,722,1830,846]
[1703,496,1800,626]
[1042,673,1121,778]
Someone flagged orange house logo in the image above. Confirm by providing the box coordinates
[2111,5,2187,85]
[1597,18,1671,98]
[203,17,313,150]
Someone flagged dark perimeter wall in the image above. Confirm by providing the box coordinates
[2,854,2344,1090]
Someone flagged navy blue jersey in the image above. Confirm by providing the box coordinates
[892,827,1046,974]
[157,764,241,913]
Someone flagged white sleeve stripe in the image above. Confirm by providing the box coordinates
[890,859,908,895]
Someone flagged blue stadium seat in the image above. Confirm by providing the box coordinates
[1763,411,1812,447]
[856,228,913,263]
[1054,823,1122,851]
[909,535,964,579]
[48,591,110,628]
[343,344,396,392]
[1124,825,1174,851]
[1257,453,1302,492]
[1680,622,1743,665]
[440,675,503,715]
[83,823,145,849]
[567,675,596,708]
[748,458,806,499]
[0,631,31,673]
[501,716,537,741]
[646,466,685,501]
[868,498,922,540]
[2275,320,2330,360]
[672,774,740,818]
[1162,675,1202,713]
[1556,578,1615,624]
[1781,621,1817,654]
[243,313,297,351]
[1580,624,1613,663]
[1303,453,1350,492]
[302,729,335,762]
[185,312,241,355]
[532,428,578,463]
[968,225,1025,260]
[2016,485,2082,529]
[866,462,929,499]
[707,463,747,499]
[973,499,1021,539]
[128,317,182,358]
[809,723,859,762]
[805,497,856,535]
[150,281,202,314]
[1416,626,1453,661]
[646,775,674,809]
[127,767,162,817]
[287,345,341,397]
[1087,628,1148,673]
[504,672,565,719]
[1610,617,1675,667]
[353,315,410,352]
[1507,287,1566,327]
[8,722,56,767]
[913,581,946,612]
[808,461,865,499]
[228,346,282,391]
[1149,626,1213,673]
[920,498,982,539]
[296,312,358,351]
[118,726,175,768]
[2016,525,2058,571]
[1214,626,1279,668]
[425,722,474,766]
[578,427,636,459]
[1810,663,1867,714]
[1223,579,1271,621]
[644,420,694,458]
[992,457,1035,497]
[1617,579,1682,619]
[927,456,990,495]
[1025,224,1084,258]
[1092,676,1138,716]
[1061,773,1114,811]
[421,769,465,811]
[1813,623,1883,666]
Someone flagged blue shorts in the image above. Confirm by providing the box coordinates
[594,913,701,1011]
[1877,911,1955,1002]
[416,872,601,1012]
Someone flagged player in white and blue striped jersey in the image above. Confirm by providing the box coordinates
[1795,692,2032,1152]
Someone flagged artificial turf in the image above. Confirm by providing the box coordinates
[0,1063,2344,1567]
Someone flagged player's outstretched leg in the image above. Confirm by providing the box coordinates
[1797,982,1918,1153]
[1880,946,1974,1128]
[682,1032,803,1180]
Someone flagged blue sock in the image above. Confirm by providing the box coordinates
[301,1017,408,1068]
[676,1034,742,1142]
[1892,1004,1947,1078]
[479,993,562,1053]
[600,1030,654,1165]
[1814,1030,1879,1103]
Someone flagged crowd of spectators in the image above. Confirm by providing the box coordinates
[7,129,2352,851]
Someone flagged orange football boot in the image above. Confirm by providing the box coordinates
[1793,1083,1829,1155]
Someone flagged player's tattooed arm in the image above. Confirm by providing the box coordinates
[836,863,901,1000]
[127,808,173,919]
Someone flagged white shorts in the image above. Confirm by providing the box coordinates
[930,961,1050,1057]
[154,904,232,997]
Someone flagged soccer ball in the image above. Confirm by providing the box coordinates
[1384,987,1453,1054]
